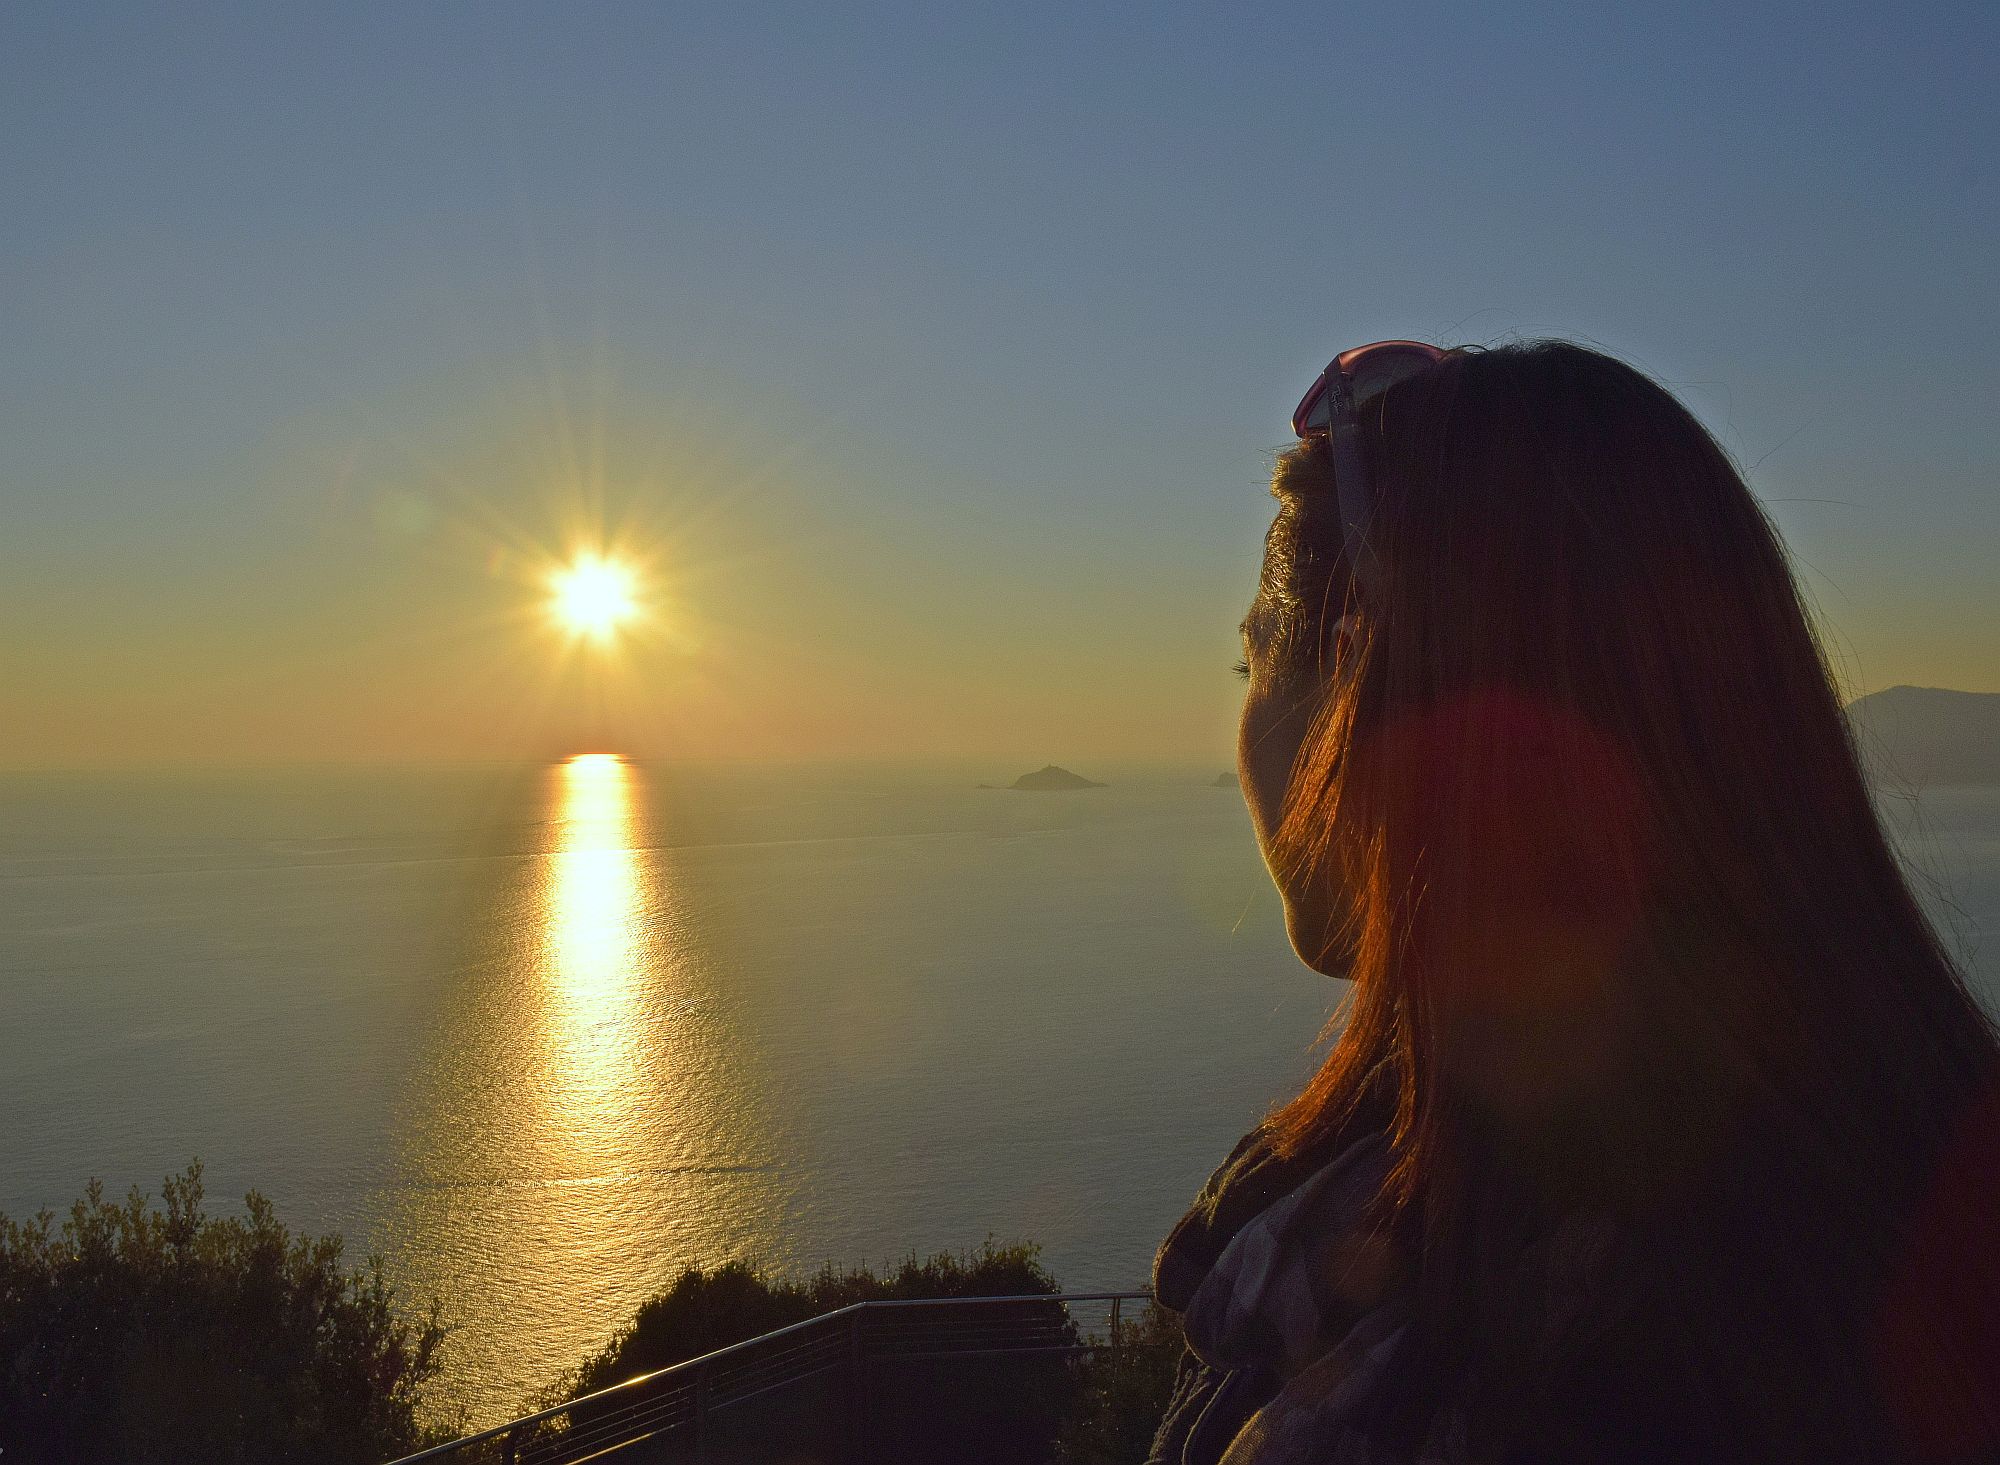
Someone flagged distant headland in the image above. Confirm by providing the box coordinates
[980,765,1107,792]
[1847,686,2000,787]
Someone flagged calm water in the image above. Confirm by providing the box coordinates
[1,764,1994,1426]
[0,762,1323,1425]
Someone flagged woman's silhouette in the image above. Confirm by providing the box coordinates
[1150,341,2000,1464]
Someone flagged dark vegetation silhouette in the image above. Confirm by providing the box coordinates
[0,1163,448,1465]
[533,1243,1127,1464]
[552,1243,1060,1397]
[2,1175,1178,1464]
[1052,1300,1184,1465]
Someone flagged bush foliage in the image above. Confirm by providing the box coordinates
[0,1172,1182,1465]
[0,1162,448,1465]
[529,1243,1183,1465]
[558,1238,1065,1397]
[541,1242,1114,1464]
[1054,1299,1185,1465]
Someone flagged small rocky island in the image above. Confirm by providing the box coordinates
[1212,771,1239,788]
[982,764,1107,792]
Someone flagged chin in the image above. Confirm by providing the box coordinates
[1283,907,1352,981]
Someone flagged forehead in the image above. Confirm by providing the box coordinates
[1246,440,1349,647]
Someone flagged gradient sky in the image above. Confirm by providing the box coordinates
[3,1,1995,768]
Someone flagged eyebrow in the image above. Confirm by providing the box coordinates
[1239,596,1286,651]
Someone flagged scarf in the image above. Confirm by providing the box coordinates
[1152,1126,1620,1465]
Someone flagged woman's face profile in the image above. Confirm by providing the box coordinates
[1236,605,1349,978]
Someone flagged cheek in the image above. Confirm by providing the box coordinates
[1237,681,1309,853]
[1239,679,1352,977]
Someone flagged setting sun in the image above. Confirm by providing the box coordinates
[551,556,638,640]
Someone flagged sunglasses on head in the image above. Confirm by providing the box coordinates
[1292,340,1446,598]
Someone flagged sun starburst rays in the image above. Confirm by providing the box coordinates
[550,555,638,640]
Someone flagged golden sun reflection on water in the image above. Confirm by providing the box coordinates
[379,755,792,1430]
[542,754,649,1158]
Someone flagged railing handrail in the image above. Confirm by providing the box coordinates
[815,1290,1147,1310]
[385,1288,1153,1465]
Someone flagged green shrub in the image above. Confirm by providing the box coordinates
[557,1239,1060,1394]
[536,1241,1079,1465]
[1054,1300,1184,1465]
[0,1162,448,1465]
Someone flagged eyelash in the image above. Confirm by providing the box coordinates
[1232,659,1251,681]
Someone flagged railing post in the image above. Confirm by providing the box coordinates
[501,1427,517,1465]
[845,1308,867,1465]
[1110,1294,1123,1379]
[694,1360,710,1463]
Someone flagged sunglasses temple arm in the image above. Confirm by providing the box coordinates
[1329,394,1384,602]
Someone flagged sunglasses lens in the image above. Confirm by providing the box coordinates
[1292,374,1332,437]
[1347,349,1435,409]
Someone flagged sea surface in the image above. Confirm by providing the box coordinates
[1,763,1994,1427]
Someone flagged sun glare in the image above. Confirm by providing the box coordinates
[551,556,638,640]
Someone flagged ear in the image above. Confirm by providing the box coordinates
[1329,613,1358,668]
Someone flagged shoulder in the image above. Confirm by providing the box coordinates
[1155,1123,1381,1313]
[1154,1126,1279,1312]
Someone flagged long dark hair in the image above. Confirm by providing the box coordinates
[1257,341,2000,1460]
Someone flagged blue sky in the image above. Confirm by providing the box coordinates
[3,1,1995,764]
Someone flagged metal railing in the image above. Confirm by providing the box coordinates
[385,1290,1157,1465]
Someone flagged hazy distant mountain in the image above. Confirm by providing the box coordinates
[1212,771,1239,788]
[995,765,1105,792]
[1847,686,2000,787]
